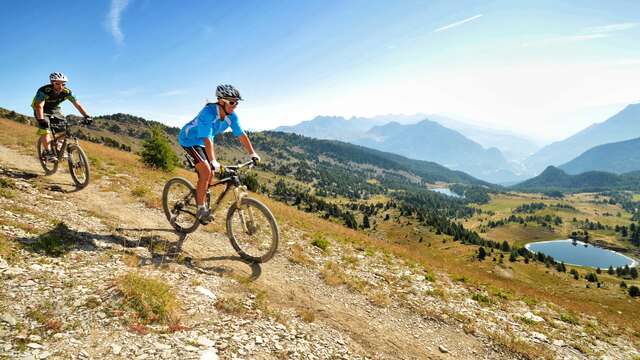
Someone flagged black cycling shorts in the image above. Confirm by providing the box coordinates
[182,146,210,166]
[34,110,64,130]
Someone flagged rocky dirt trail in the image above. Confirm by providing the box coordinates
[0,144,638,360]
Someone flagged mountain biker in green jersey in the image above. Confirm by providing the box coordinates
[32,72,93,161]
[178,84,261,224]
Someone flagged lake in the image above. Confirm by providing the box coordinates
[430,188,463,198]
[525,239,637,269]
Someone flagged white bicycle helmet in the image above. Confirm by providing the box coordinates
[215,84,243,100]
[49,72,68,82]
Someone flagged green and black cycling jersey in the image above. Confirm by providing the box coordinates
[31,84,77,113]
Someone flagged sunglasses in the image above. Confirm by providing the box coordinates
[53,82,66,86]
[221,98,239,106]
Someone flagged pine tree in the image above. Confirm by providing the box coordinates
[140,125,179,171]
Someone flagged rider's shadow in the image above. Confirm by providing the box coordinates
[115,227,263,281]
[0,167,39,181]
[184,254,262,282]
[42,182,83,194]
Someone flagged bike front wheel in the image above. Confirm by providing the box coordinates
[67,144,90,188]
[162,177,200,233]
[36,139,58,175]
[226,197,279,263]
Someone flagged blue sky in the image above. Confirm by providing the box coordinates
[1,0,639,141]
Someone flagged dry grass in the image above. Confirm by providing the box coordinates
[214,297,247,315]
[488,331,555,360]
[296,307,316,323]
[115,272,181,325]
[370,291,391,307]
[320,261,348,286]
[288,243,314,266]
[121,253,140,267]
[0,233,20,264]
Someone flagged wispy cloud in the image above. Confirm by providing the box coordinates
[434,14,483,33]
[107,0,130,45]
[584,22,637,34]
[157,89,188,97]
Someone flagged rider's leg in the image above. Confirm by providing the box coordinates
[194,161,212,206]
[194,161,213,223]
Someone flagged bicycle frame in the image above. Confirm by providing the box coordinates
[206,162,253,215]
[48,116,81,159]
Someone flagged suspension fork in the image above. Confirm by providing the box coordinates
[232,185,253,233]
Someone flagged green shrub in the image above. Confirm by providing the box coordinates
[140,125,179,172]
[116,272,180,324]
[311,233,330,251]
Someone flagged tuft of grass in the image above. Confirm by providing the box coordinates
[115,272,181,324]
[0,233,20,264]
[519,316,537,326]
[121,253,140,267]
[288,243,314,266]
[214,297,247,315]
[320,261,348,286]
[311,233,330,252]
[488,331,555,360]
[370,291,391,307]
[131,185,150,198]
[472,292,492,305]
[0,178,16,198]
[560,312,580,325]
[297,307,316,323]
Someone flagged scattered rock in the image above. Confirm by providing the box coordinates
[1,312,17,326]
[523,311,545,323]
[195,286,216,300]
[438,345,449,353]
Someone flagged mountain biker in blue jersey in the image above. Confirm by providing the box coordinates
[32,72,93,161]
[178,84,261,224]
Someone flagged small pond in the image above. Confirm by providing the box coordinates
[525,239,637,269]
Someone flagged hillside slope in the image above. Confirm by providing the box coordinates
[1,117,638,359]
[512,166,640,192]
[559,137,640,175]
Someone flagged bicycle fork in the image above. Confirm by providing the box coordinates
[233,185,256,235]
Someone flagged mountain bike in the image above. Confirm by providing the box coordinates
[36,115,91,189]
[162,157,279,263]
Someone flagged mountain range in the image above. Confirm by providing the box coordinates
[559,137,640,175]
[524,103,640,174]
[276,115,528,183]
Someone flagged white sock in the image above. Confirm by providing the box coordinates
[198,205,205,211]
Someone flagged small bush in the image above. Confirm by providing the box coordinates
[116,272,180,324]
[629,286,640,297]
[472,292,492,305]
[311,233,330,251]
[560,313,579,325]
[140,125,179,172]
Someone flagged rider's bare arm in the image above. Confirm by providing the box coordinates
[71,100,90,117]
[238,133,256,156]
[34,101,45,120]
[204,137,217,162]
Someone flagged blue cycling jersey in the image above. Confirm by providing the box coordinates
[178,103,245,147]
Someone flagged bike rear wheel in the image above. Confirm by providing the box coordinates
[226,197,279,263]
[67,144,90,188]
[36,139,58,175]
[162,177,201,233]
